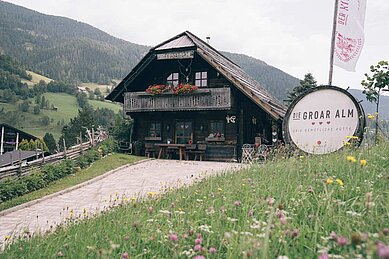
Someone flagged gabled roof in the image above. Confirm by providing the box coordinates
[106,31,287,119]
[0,150,42,167]
[0,123,38,140]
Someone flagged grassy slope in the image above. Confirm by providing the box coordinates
[21,70,53,86]
[2,144,388,258]
[1,93,121,139]
[0,154,143,212]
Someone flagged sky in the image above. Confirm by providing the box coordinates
[3,0,389,90]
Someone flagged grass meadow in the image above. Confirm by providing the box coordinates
[1,143,388,258]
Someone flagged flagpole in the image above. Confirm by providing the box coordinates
[328,0,339,86]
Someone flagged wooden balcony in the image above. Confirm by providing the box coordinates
[124,88,231,112]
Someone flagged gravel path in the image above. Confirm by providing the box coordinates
[0,159,241,243]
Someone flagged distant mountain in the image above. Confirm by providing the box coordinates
[348,89,389,120]
[0,1,298,100]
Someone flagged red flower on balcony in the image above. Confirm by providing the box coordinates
[172,84,198,95]
[145,84,171,95]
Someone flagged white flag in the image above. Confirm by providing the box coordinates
[334,0,367,72]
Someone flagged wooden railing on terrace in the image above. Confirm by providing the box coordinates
[124,88,231,112]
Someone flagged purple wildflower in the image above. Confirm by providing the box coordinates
[121,252,129,259]
[318,252,329,259]
[209,247,217,254]
[169,234,178,242]
[337,236,348,246]
[293,229,299,238]
[194,244,202,251]
[378,243,389,259]
[234,200,241,207]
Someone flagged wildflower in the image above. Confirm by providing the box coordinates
[195,238,202,245]
[307,186,314,193]
[121,252,129,259]
[360,159,367,167]
[56,251,64,257]
[147,206,153,214]
[346,156,357,163]
[326,178,334,185]
[234,200,241,207]
[280,215,287,225]
[318,252,329,259]
[209,247,217,254]
[147,191,158,197]
[367,114,375,119]
[383,228,389,236]
[248,210,254,217]
[189,229,194,236]
[217,188,223,192]
[293,229,299,238]
[275,210,283,218]
[169,234,178,242]
[194,244,202,251]
[4,235,11,241]
[193,256,205,259]
[299,155,305,159]
[336,179,344,186]
[330,231,337,240]
[267,197,275,206]
[183,234,189,239]
[337,236,348,246]
[377,243,389,259]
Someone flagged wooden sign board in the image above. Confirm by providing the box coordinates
[157,51,194,60]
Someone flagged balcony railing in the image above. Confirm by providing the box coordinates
[124,88,231,112]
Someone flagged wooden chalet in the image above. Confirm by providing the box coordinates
[106,31,286,161]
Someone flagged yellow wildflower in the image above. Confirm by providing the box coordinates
[4,235,11,241]
[218,188,223,192]
[346,136,359,140]
[299,156,305,159]
[367,114,375,120]
[326,178,334,185]
[346,156,357,163]
[360,159,367,167]
[336,179,344,186]
[147,192,158,197]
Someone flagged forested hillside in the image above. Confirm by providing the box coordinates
[0,1,299,101]
[0,1,149,84]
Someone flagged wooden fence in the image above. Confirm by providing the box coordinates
[0,131,108,181]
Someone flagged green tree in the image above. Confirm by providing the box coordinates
[59,105,96,148]
[361,60,389,144]
[33,105,41,114]
[285,73,317,105]
[18,100,30,112]
[43,132,57,153]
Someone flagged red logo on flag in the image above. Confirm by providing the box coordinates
[335,32,362,62]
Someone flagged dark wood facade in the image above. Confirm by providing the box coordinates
[0,123,38,155]
[106,31,286,161]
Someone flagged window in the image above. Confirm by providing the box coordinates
[208,121,225,139]
[195,72,208,87]
[167,72,179,86]
[148,122,161,138]
[175,121,193,144]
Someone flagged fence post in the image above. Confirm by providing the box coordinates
[63,139,67,158]
[80,131,83,154]
[41,143,45,164]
